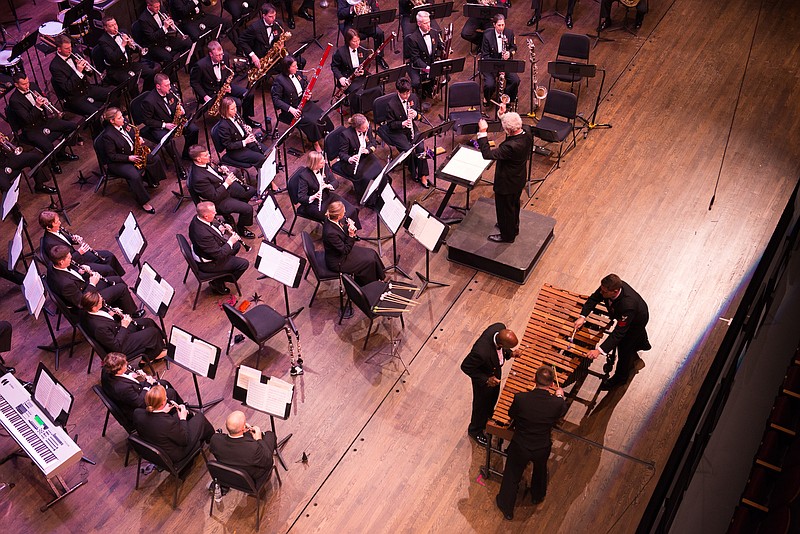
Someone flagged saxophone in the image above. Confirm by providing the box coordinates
[171,90,188,137]
[208,66,234,117]
[496,34,510,107]
[131,124,150,170]
[527,38,548,114]
[247,27,291,87]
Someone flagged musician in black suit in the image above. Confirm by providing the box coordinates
[461,0,494,47]
[49,36,112,117]
[7,74,78,173]
[188,145,257,237]
[599,0,647,31]
[189,201,250,295]
[169,0,229,41]
[98,16,159,95]
[288,150,360,225]
[101,107,167,214]
[331,113,381,200]
[480,15,519,105]
[460,323,518,447]
[575,274,651,390]
[529,0,578,28]
[399,0,440,37]
[46,245,143,316]
[376,77,430,188]
[331,29,382,114]
[477,110,532,243]
[323,201,384,285]
[136,0,192,65]
[101,352,182,421]
[224,0,257,22]
[39,210,125,278]
[140,74,199,162]
[213,98,268,168]
[80,292,164,363]
[190,41,259,128]
[271,55,333,152]
[403,11,442,98]
[337,0,389,70]
[239,4,306,72]
[133,384,214,463]
[495,366,567,519]
[210,410,277,487]
[0,146,56,194]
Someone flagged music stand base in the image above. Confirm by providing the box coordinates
[385,264,412,280]
[270,414,292,470]
[187,397,224,412]
[415,271,449,297]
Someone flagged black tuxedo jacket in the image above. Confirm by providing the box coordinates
[190,54,234,101]
[460,322,514,384]
[213,117,251,152]
[187,164,230,203]
[210,433,275,482]
[81,311,132,355]
[101,370,149,421]
[97,32,136,69]
[508,388,568,452]
[477,130,532,195]
[170,0,203,20]
[271,73,307,121]
[49,54,93,100]
[336,126,377,177]
[238,18,284,58]
[288,166,338,205]
[403,28,442,70]
[101,125,139,163]
[132,409,192,462]
[41,230,77,261]
[46,265,91,308]
[188,216,237,263]
[140,89,180,130]
[580,280,650,353]
[8,84,48,129]
[382,92,421,137]
[331,45,369,82]
[480,28,517,60]
[322,218,356,267]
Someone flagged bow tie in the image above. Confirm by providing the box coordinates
[213,63,221,68]
[265,24,272,29]
[422,32,429,37]
[22,91,31,95]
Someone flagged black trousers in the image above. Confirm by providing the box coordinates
[107,60,160,95]
[296,192,360,228]
[380,128,429,181]
[217,182,255,231]
[532,0,578,19]
[610,327,649,381]
[144,36,192,65]
[468,379,500,436]
[107,153,168,206]
[110,317,165,359]
[483,72,521,102]
[178,15,231,41]
[145,124,200,160]
[496,441,551,514]
[96,276,138,315]
[197,254,249,283]
[21,118,76,154]
[222,143,268,168]
[64,85,113,116]
[3,150,49,186]
[495,191,521,241]
[72,248,125,278]
[600,0,648,19]
[172,411,215,463]
[461,18,492,47]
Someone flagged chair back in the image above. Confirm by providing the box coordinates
[286,167,304,205]
[372,94,395,125]
[556,33,591,62]
[542,89,578,121]
[77,323,109,373]
[130,20,145,46]
[206,460,258,495]
[93,131,110,167]
[43,275,79,326]
[448,81,481,109]
[128,433,177,473]
[301,231,336,280]
[129,93,148,127]
[176,233,203,279]
[92,384,136,434]
[341,274,374,318]
[323,125,346,165]
[90,45,107,74]
[210,120,226,155]
[185,166,203,205]
[222,303,259,343]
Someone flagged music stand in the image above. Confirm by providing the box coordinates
[520,0,545,43]
[434,143,493,222]
[375,183,411,279]
[300,0,325,50]
[26,263,70,368]
[462,4,509,21]
[233,365,294,470]
[429,57,466,113]
[353,9,397,73]
[411,2,454,21]
[8,219,24,274]
[414,119,455,195]
[134,262,175,340]
[254,239,306,320]
[363,65,408,91]
[167,325,223,412]
[11,30,45,89]
[1,174,19,221]
[29,139,79,226]
[579,66,611,138]
[404,202,449,296]
[362,280,415,375]
[116,211,147,269]
[258,148,279,198]
[255,192,286,245]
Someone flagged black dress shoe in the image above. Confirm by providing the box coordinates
[531,496,544,505]
[634,16,644,29]
[244,117,262,130]
[34,184,58,194]
[297,8,313,21]
[597,19,610,32]
[526,16,538,26]
[566,15,573,28]
[376,56,390,70]
[488,234,514,243]
[142,205,156,214]
[210,283,230,295]
[57,152,80,162]
[470,432,489,447]
[420,181,430,189]
[496,495,513,520]
[131,309,147,319]
[599,377,624,391]
[51,163,63,174]
[287,17,295,29]
[239,228,256,239]
[3,366,15,375]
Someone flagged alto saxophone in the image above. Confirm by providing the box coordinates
[247,27,291,87]
[527,38,548,115]
[171,91,188,137]
[208,66,234,117]
[131,124,150,170]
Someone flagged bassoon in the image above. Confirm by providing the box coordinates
[332,32,396,100]
[290,43,333,129]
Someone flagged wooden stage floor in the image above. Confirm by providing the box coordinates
[0,0,798,532]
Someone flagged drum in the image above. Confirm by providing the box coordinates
[57,9,90,38]
[39,21,65,38]
[0,51,24,77]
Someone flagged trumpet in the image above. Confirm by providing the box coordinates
[157,12,187,39]
[60,227,105,261]
[120,32,149,56]
[38,34,104,78]
[0,132,22,156]
[30,89,63,118]
[215,217,252,252]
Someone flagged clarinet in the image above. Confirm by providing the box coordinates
[71,260,114,285]
[60,227,106,263]
[102,304,138,327]
[215,217,252,252]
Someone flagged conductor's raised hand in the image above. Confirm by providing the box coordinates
[478,118,488,133]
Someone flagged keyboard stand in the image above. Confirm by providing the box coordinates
[43,474,86,512]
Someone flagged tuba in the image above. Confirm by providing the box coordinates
[247,27,291,87]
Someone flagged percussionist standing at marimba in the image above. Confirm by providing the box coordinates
[495,365,567,520]
[460,323,518,448]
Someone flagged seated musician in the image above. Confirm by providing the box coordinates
[136,0,192,65]
[336,0,389,70]
[271,55,333,152]
[140,73,199,164]
[7,73,79,175]
[331,29,382,114]
[190,41,260,129]
[323,200,385,285]
[49,36,112,117]
[101,353,181,422]
[399,0,440,38]
[210,410,277,492]
[169,0,230,41]
[0,143,56,194]
[332,113,382,200]
[239,4,306,74]
[377,77,430,188]
[100,107,166,214]
[133,384,215,463]
[46,245,144,317]
[39,210,125,278]
[189,201,250,295]
[224,0,257,23]
[213,98,268,170]
[288,150,360,226]
[480,15,519,107]
[187,145,257,239]
[461,0,495,48]
[403,11,442,100]
[98,16,159,95]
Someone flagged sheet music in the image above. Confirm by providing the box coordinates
[246,379,293,416]
[1,174,20,220]
[379,186,407,235]
[186,42,197,68]
[256,242,301,287]
[441,146,491,185]
[236,365,262,390]
[9,219,23,271]
[23,265,45,319]
[118,212,145,264]
[136,263,174,315]
[170,327,217,376]
[256,195,285,241]
[259,149,277,195]
[408,204,444,252]
[34,371,71,423]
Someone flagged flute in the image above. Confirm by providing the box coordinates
[215,217,252,252]
[72,260,114,285]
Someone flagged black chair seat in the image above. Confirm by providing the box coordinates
[301,231,341,309]
[223,303,291,368]
[207,460,281,530]
[313,251,338,279]
[450,110,483,134]
[246,305,287,338]
[535,116,573,142]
